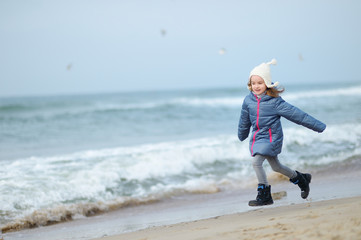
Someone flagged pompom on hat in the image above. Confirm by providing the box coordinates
[249,59,279,88]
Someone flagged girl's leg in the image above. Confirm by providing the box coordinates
[249,154,274,206]
[252,155,269,186]
[266,156,297,179]
[263,156,311,199]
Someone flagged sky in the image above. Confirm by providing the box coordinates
[0,0,361,97]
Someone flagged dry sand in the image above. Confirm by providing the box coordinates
[94,196,361,240]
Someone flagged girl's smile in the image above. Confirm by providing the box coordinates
[250,75,267,95]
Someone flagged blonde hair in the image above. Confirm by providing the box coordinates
[247,79,284,98]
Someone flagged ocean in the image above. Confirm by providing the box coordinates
[1,81,361,232]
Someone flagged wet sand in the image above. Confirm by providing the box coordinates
[92,159,361,240]
[95,196,361,240]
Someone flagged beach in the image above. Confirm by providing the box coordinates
[92,161,361,240]
[96,197,361,240]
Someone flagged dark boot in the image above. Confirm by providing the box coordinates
[290,171,312,199]
[248,184,274,206]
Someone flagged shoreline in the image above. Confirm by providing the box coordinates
[2,160,361,240]
[95,196,361,240]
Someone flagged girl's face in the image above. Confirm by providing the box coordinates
[250,75,267,95]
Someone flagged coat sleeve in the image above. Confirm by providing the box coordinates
[275,97,326,133]
[238,99,252,141]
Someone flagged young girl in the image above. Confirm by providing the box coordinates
[238,59,326,206]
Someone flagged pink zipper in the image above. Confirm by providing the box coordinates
[269,128,272,142]
[251,96,261,155]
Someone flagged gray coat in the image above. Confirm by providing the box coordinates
[238,92,326,156]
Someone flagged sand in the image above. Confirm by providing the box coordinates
[94,196,361,240]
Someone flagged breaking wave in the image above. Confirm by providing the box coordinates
[1,85,360,118]
[1,122,361,232]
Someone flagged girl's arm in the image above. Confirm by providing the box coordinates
[238,99,252,141]
[276,98,326,133]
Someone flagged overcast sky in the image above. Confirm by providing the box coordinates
[1,0,360,97]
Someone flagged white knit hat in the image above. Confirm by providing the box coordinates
[249,59,279,88]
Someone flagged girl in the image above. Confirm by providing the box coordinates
[238,59,326,206]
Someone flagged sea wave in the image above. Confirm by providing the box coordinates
[2,85,360,119]
[173,85,361,107]
[0,176,227,233]
[1,122,361,229]
[282,85,361,101]
[95,84,361,110]
[0,196,156,233]
[0,136,248,224]
[1,122,361,232]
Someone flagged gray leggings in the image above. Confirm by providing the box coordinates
[252,154,297,186]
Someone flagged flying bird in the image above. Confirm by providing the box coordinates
[298,54,304,61]
[161,29,167,37]
[219,48,226,55]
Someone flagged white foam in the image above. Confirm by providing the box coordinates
[163,85,361,108]
[8,85,361,120]
[1,122,361,228]
[283,85,361,101]
[172,97,243,107]
[0,136,247,219]
[282,123,361,167]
